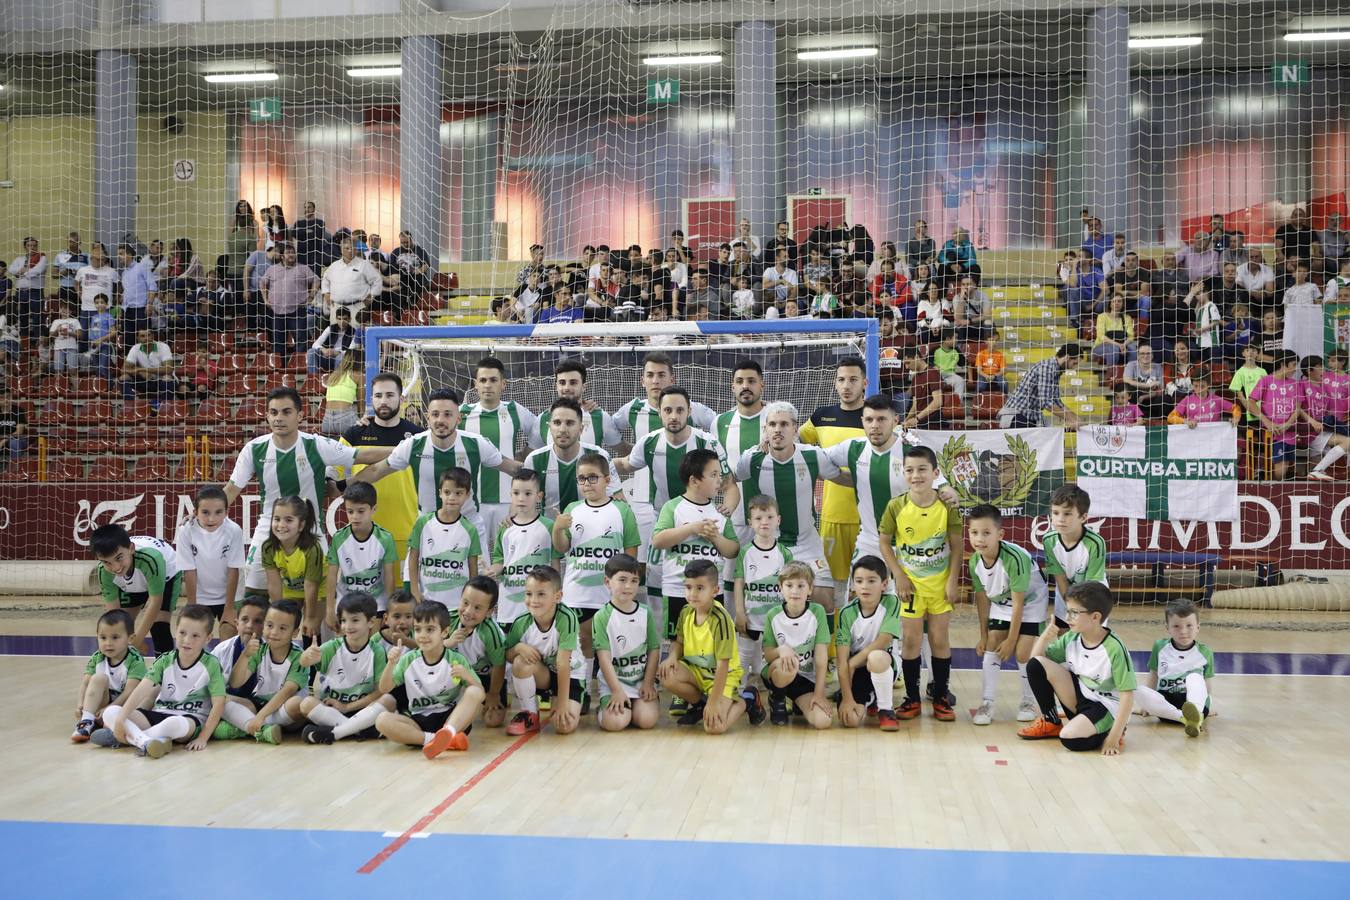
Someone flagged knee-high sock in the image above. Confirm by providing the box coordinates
[104,706,149,749]
[1025,658,1060,723]
[221,701,255,730]
[920,634,933,674]
[333,703,384,739]
[1134,685,1184,721]
[306,704,348,728]
[513,672,539,714]
[981,651,1001,702]
[871,670,895,711]
[931,656,952,697]
[1184,672,1209,710]
[102,705,131,742]
[738,635,762,688]
[1018,661,1034,702]
[901,656,922,702]
[1313,445,1346,473]
[143,715,193,743]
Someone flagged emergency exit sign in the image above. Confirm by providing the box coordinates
[248,97,282,122]
[646,79,680,104]
[1272,61,1309,87]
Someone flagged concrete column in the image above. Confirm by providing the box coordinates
[1085,6,1132,239]
[400,36,444,268]
[94,51,137,251]
[734,21,783,245]
[461,114,498,261]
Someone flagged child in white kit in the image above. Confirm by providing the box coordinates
[175,486,246,637]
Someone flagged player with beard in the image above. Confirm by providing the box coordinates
[337,372,421,562]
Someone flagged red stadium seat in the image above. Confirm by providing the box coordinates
[118,432,163,455]
[0,460,39,482]
[189,397,232,427]
[123,400,154,424]
[74,425,117,454]
[83,399,118,423]
[33,400,75,426]
[972,391,1004,421]
[220,352,251,376]
[139,456,174,482]
[88,456,129,482]
[402,308,431,326]
[43,456,86,482]
[234,398,267,425]
[156,401,190,426]
[941,390,965,423]
[209,333,235,355]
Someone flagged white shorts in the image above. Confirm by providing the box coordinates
[722,522,753,589]
[477,504,510,558]
[788,532,834,590]
[632,500,656,567]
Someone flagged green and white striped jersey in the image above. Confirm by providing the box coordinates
[590,600,660,699]
[626,428,730,514]
[826,436,907,555]
[314,636,388,703]
[521,442,620,517]
[386,429,505,518]
[734,540,793,630]
[561,499,641,611]
[446,611,507,678]
[504,606,587,681]
[834,594,903,655]
[98,535,180,607]
[733,444,840,545]
[491,515,559,624]
[83,647,147,697]
[147,650,226,722]
[763,601,831,682]
[615,397,716,504]
[1148,638,1215,694]
[243,643,309,702]
[459,400,538,505]
[389,648,473,715]
[327,524,399,610]
[716,409,764,526]
[532,406,621,449]
[409,512,482,610]
[230,433,357,546]
[652,495,737,597]
[969,540,1049,624]
[1045,629,1136,715]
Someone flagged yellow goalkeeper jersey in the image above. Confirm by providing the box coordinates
[799,403,864,526]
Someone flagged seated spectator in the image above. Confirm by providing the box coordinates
[514,269,543,323]
[707,243,733,296]
[536,285,583,325]
[937,226,980,285]
[322,237,382,324]
[1100,233,1129,277]
[835,263,868,312]
[975,329,1008,394]
[1283,261,1323,306]
[930,328,967,401]
[952,275,993,343]
[1166,340,1200,401]
[897,344,948,428]
[904,220,936,271]
[866,241,906,282]
[877,310,916,394]
[1057,250,1099,329]
[1205,262,1250,316]
[645,304,676,345]
[1147,285,1186,361]
[1123,343,1166,419]
[1168,370,1231,427]
[388,231,432,317]
[1220,231,1249,269]
[84,294,118,380]
[669,230,693,266]
[870,259,912,308]
[1310,242,1337,283]
[1177,232,1219,284]
[119,327,178,405]
[0,395,29,467]
[762,249,799,311]
[588,262,618,301]
[188,271,231,334]
[733,219,762,261]
[909,262,935,307]
[1222,302,1257,367]
[1104,252,1151,319]
[764,297,811,322]
[1207,214,1231,252]
[48,300,84,386]
[764,221,798,268]
[308,307,357,373]
[181,338,218,402]
[1080,217,1111,268]
[808,280,840,318]
[914,279,951,343]
[684,270,721,320]
[1275,207,1316,263]
[1109,384,1144,425]
[1325,256,1350,302]
[1151,249,1187,301]
[660,248,689,297]
[516,243,547,288]
[1091,294,1135,368]
[730,243,759,293]
[802,246,833,295]
[848,224,875,267]
[583,283,614,323]
[484,295,522,326]
[320,350,363,437]
[1320,213,1348,265]
[1237,248,1276,311]
[1187,283,1224,363]
[730,275,756,319]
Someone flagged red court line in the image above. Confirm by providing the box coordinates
[357,731,539,874]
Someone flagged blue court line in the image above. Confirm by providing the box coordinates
[5,634,1350,676]
[2,821,1344,900]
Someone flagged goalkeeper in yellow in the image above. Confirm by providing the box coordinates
[878,444,962,723]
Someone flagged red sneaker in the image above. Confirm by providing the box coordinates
[448,731,470,752]
[506,711,541,736]
[423,728,456,759]
[897,698,922,720]
[877,709,900,731]
[1017,717,1063,740]
[932,698,956,722]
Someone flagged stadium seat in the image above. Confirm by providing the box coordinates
[88,456,129,482]
[33,400,75,427]
[10,375,34,396]
[209,333,235,355]
[65,376,103,399]
[1,460,39,482]
[941,390,966,424]
[234,398,267,424]
[81,399,117,423]
[123,400,153,424]
[139,456,174,482]
[402,308,431,326]
[156,401,190,426]
[972,391,1004,421]
[189,397,232,426]
[74,425,116,454]
[44,456,86,481]
[220,352,251,376]
[119,432,163,454]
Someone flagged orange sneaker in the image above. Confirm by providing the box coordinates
[1017,717,1062,740]
[897,699,922,720]
[877,709,900,731]
[423,728,457,759]
[448,731,470,752]
[931,698,956,722]
[506,711,541,736]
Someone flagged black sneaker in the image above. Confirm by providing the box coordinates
[356,726,381,741]
[580,693,591,716]
[302,725,336,745]
[676,700,707,726]
[668,697,689,719]
[744,687,766,726]
[769,693,790,726]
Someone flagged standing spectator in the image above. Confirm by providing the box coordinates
[119,327,177,405]
[53,232,88,307]
[1275,207,1316,262]
[74,242,117,345]
[226,200,259,293]
[867,241,906,282]
[0,395,29,467]
[10,236,48,342]
[1091,293,1135,368]
[116,243,157,349]
[389,231,432,317]
[904,220,936,270]
[952,275,994,343]
[1222,302,1257,367]
[1109,385,1144,425]
[937,226,980,285]
[764,221,798,268]
[730,243,759,294]
[143,239,169,280]
[1058,250,1100,329]
[1080,217,1111,267]
[1122,343,1167,419]
[762,249,799,311]
[1257,309,1283,366]
[322,238,381,323]
[1220,231,1249,268]
[259,243,319,357]
[733,219,762,261]
[0,261,11,309]
[1166,340,1200,401]
[1237,248,1276,311]
[517,243,546,287]
[1206,262,1250,316]
[1100,233,1129,277]
[189,271,231,334]
[48,299,83,387]
[292,201,330,270]
[0,295,19,375]
[975,330,1008,394]
[319,349,363,436]
[261,205,289,250]
[1320,212,1348,265]
[1282,261,1322,307]
[84,294,118,380]
[1207,214,1231,252]
[1325,257,1350,302]
[1177,232,1219,283]
[1187,283,1223,363]
[241,243,278,333]
[996,343,1083,429]
[707,243,733,298]
[166,238,204,301]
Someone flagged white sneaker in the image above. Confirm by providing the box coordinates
[1309,470,1333,481]
[1017,699,1039,722]
[972,700,994,726]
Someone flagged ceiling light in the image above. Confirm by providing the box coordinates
[642,54,723,66]
[202,71,278,84]
[1284,31,1350,42]
[797,47,879,61]
[1128,36,1204,49]
[347,66,402,78]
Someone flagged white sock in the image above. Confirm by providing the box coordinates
[422,732,435,745]
[1018,661,1033,703]
[1184,672,1209,711]
[920,634,933,674]
[122,717,148,750]
[737,635,763,688]
[144,715,193,742]
[221,701,254,730]
[513,673,538,714]
[982,651,1001,702]
[1134,685,1184,721]
[1314,445,1346,473]
[870,669,894,711]
[306,704,347,729]
[81,708,97,721]
[332,703,383,739]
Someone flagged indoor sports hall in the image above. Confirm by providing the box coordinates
[2,1,1349,897]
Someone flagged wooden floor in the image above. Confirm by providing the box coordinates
[3,599,1349,898]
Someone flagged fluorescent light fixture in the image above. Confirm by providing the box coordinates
[1128,36,1204,49]
[203,71,278,84]
[796,47,879,61]
[1284,31,1350,42]
[642,54,722,66]
[347,66,402,78]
